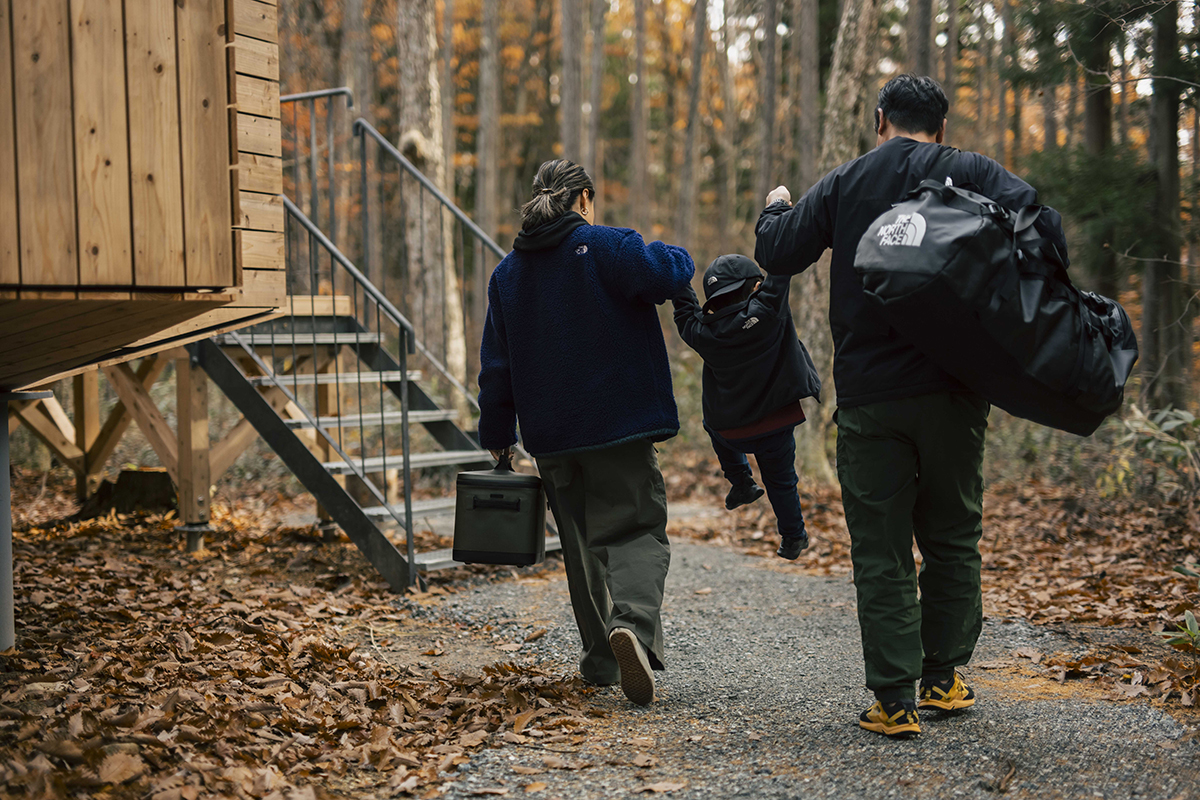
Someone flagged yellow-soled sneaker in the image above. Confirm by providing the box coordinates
[858,699,921,738]
[919,672,976,711]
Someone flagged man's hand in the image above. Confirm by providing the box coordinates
[490,447,512,463]
[766,185,792,207]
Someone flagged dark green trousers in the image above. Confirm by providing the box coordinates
[835,392,988,702]
[536,439,671,684]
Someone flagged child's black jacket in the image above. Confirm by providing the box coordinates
[672,275,821,431]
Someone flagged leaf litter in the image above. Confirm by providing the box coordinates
[667,456,1199,711]
[0,503,601,799]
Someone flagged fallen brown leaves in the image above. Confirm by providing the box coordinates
[667,457,1199,709]
[0,508,598,799]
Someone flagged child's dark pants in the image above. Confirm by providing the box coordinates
[705,425,805,537]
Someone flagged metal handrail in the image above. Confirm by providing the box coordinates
[281,87,354,107]
[283,197,483,412]
[224,329,414,545]
[353,118,508,260]
[283,196,416,348]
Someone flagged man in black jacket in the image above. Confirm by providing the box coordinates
[672,254,821,560]
[754,75,1069,738]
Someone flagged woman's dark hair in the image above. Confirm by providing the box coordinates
[520,159,595,230]
[875,74,949,136]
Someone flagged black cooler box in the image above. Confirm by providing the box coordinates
[452,453,546,566]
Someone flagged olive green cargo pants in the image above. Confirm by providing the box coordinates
[835,392,989,702]
[536,439,670,684]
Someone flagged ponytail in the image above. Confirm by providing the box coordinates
[520,159,595,230]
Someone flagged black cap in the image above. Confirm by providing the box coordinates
[701,254,763,311]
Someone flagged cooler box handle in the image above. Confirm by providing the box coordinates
[472,495,521,511]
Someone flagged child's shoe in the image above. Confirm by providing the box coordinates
[777,529,809,560]
[725,479,764,510]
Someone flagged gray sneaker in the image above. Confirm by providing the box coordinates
[608,628,655,705]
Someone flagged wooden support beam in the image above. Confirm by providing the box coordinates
[73,372,101,499]
[39,396,76,445]
[176,357,211,525]
[101,362,179,483]
[210,381,289,479]
[14,402,85,474]
[6,400,32,436]
[89,357,168,475]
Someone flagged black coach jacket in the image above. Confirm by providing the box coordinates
[754,136,1069,407]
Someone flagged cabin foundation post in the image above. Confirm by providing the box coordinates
[175,356,212,552]
[73,373,101,501]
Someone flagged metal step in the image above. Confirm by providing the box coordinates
[285,409,458,429]
[363,496,458,521]
[321,449,491,474]
[218,332,384,346]
[246,370,421,386]
[415,536,563,572]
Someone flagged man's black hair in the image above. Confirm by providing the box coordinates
[875,74,949,136]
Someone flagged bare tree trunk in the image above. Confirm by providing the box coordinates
[975,6,988,148]
[1118,29,1129,147]
[441,0,456,201]
[798,0,819,191]
[584,0,606,187]
[630,0,649,233]
[995,0,1008,165]
[1147,0,1185,407]
[1042,85,1058,151]
[786,0,801,186]
[476,0,499,328]
[790,0,881,483]
[1003,0,1018,169]
[716,9,736,243]
[943,0,957,91]
[821,0,881,172]
[560,0,583,161]
[341,0,374,269]
[907,0,933,76]
[1010,87,1021,171]
[1065,68,1079,149]
[398,0,468,398]
[756,0,779,204]
[1079,7,1116,301]
[676,0,707,250]
[1082,14,1112,158]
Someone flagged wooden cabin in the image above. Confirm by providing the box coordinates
[0,0,285,392]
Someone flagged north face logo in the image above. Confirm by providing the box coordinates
[706,275,718,285]
[876,212,927,247]
[743,316,759,330]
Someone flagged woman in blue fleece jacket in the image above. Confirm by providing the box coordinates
[478,159,694,706]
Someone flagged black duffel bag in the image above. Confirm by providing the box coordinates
[853,178,1138,437]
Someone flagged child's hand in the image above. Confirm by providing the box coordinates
[766,185,792,207]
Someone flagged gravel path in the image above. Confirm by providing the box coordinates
[393,525,1198,800]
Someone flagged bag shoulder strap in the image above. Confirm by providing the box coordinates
[926,147,959,187]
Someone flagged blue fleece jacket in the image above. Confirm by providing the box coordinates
[477,223,695,457]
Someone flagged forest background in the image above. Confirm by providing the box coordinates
[13,0,1200,517]
[260,0,1200,490]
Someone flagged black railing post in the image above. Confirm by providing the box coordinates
[360,130,370,286]
[327,102,336,245]
[399,328,415,586]
[309,97,319,228]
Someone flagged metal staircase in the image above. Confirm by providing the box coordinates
[195,89,558,590]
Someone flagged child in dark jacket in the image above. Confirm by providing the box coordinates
[672,254,821,559]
